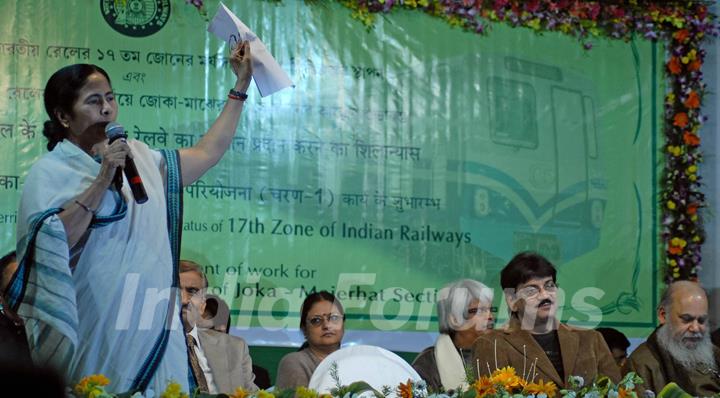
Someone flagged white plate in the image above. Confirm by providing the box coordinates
[308,345,421,398]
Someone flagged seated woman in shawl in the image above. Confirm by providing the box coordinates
[275,291,345,389]
[7,42,252,393]
[412,279,494,393]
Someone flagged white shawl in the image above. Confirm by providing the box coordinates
[12,140,189,393]
[434,333,468,391]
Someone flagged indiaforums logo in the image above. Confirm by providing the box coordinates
[100,0,171,37]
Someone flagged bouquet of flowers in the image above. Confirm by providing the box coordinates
[387,368,646,398]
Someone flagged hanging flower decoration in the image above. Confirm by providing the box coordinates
[657,1,713,282]
[331,0,717,283]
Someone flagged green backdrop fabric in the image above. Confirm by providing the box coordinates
[0,0,662,349]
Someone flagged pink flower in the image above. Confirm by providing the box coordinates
[493,0,509,12]
[526,0,541,13]
[587,3,601,20]
[187,0,203,9]
[608,6,625,19]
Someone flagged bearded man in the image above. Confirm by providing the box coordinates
[628,281,720,395]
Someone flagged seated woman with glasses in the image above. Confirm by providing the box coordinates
[275,291,345,389]
[412,279,494,393]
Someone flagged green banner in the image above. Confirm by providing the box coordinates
[0,0,661,348]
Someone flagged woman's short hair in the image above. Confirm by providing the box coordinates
[437,279,493,335]
[299,290,345,333]
[42,64,112,151]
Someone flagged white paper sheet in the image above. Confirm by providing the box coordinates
[208,2,293,97]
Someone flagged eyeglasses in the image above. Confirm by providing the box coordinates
[307,313,343,327]
[517,281,558,299]
[467,306,495,316]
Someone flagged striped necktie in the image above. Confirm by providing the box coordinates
[186,333,209,393]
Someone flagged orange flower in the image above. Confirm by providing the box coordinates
[618,387,630,398]
[397,379,413,398]
[669,237,687,255]
[74,374,110,396]
[668,56,682,74]
[491,366,523,391]
[673,29,690,42]
[673,112,689,128]
[472,376,497,398]
[683,131,700,146]
[684,91,700,109]
[523,379,558,397]
[687,203,699,215]
[688,59,702,72]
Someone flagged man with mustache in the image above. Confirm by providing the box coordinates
[628,281,720,395]
[180,260,258,394]
[472,252,620,387]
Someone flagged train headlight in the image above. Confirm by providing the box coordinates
[474,188,490,216]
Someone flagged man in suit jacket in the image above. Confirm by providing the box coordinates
[472,252,620,387]
[180,260,258,394]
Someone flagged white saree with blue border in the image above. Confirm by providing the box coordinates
[9,139,189,393]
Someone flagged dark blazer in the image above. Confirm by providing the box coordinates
[472,319,620,387]
[411,347,442,392]
[197,328,258,393]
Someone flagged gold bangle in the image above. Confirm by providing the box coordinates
[74,200,97,216]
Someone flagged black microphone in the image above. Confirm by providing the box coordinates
[105,122,149,204]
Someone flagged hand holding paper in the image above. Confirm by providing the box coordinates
[228,41,252,93]
[208,2,293,97]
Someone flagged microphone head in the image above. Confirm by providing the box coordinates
[105,122,126,141]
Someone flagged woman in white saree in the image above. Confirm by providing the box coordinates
[7,42,253,394]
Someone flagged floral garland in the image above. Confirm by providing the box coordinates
[184,1,716,281]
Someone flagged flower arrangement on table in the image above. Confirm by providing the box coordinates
[397,368,645,398]
[73,365,648,398]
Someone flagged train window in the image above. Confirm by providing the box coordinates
[504,57,563,82]
[583,96,598,159]
[488,77,538,149]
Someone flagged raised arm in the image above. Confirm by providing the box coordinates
[179,41,253,186]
